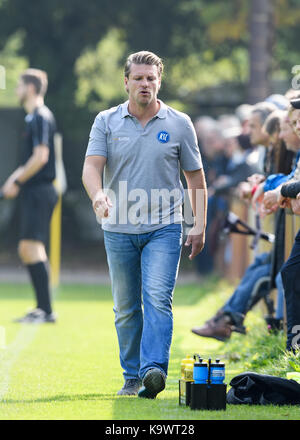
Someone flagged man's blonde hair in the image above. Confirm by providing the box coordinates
[20,68,48,96]
[124,51,164,78]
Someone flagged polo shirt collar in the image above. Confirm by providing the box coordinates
[121,99,167,119]
[121,101,130,118]
[156,100,167,119]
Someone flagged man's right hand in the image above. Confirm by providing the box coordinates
[1,180,20,199]
[92,190,112,219]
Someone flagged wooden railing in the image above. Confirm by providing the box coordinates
[222,198,300,282]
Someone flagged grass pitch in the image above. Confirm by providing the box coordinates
[0,279,299,420]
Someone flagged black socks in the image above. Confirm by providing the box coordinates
[27,261,52,315]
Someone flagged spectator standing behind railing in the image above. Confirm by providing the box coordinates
[194,113,262,277]
[193,117,227,187]
[255,103,300,215]
[193,118,227,275]
[238,101,278,203]
[207,122,261,273]
[235,103,254,153]
[191,106,294,341]
[208,125,261,198]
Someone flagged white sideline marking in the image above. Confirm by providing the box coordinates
[0,324,40,401]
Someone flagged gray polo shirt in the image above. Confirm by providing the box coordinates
[86,99,203,233]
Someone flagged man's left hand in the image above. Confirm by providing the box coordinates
[185,228,205,260]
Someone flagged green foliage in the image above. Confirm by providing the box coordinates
[165,48,249,99]
[75,29,128,112]
[289,357,300,373]
[221,311,300,378]
[0,31,28,107]
[272,0,300,78]
[199,0,248,44]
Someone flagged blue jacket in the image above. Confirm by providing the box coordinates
[263,151,300,192]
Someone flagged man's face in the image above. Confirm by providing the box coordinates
[289,108,300,140]
[224,137,239,158]
[16,78,36,106]
[124,63,161,108]
[249,112,269,146]
[279,117,300,151]
[16,78,28,105]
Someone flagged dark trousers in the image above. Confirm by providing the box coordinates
[281,228,300,351]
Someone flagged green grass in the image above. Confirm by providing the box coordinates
[0,278,299,420]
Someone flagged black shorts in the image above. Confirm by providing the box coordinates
[19,183,58,245]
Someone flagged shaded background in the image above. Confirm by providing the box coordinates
[0,0,299,273]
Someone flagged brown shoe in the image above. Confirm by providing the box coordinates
[191,314,232,342]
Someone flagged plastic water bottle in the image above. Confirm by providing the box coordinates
[181,355,194,379]
[210,359,225,384]
[193,355,208,384]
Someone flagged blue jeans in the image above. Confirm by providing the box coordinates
[194,195,228,274]
[223,252,271,315]
[275,272,284,320]
[104,223,182,380]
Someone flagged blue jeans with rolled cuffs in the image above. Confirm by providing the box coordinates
[104,223,183,381]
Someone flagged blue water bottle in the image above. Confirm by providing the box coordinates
[207,358,226,410]
[193,355,208,384]
[210,359,225,384]
[190,355,208,410]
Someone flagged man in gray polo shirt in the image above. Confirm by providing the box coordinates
[82,51,207,399]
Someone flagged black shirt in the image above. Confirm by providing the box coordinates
[22,105,56,187]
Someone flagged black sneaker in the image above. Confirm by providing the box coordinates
[117,379,142,396]
[14,308,57,324]
[138,368,166,399]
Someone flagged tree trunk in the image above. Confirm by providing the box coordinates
[247,0,275,104]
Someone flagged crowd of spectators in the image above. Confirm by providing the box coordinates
[191,89,300,353]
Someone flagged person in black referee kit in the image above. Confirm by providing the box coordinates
[1,68,58,323]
